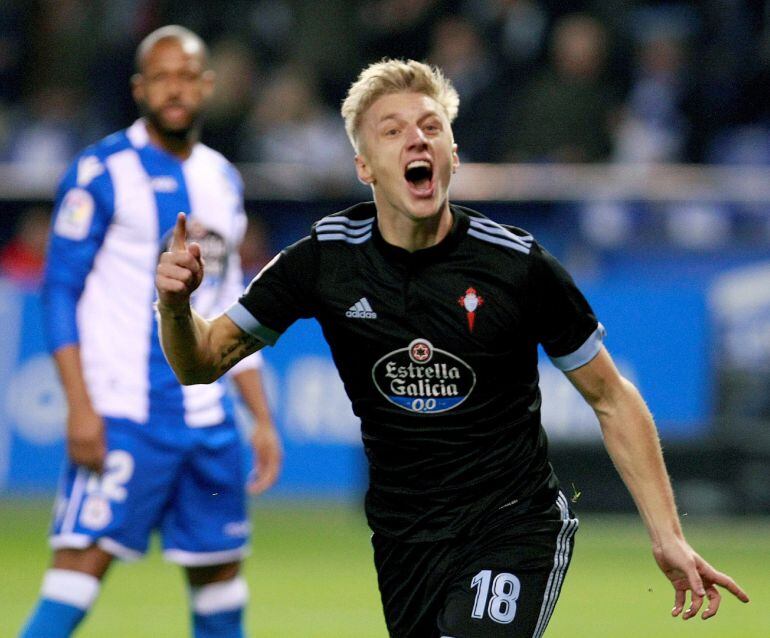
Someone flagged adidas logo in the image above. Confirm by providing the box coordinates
[346,297,378,319]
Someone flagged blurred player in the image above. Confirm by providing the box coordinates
[155,59,748,637]
[20,25,282,638]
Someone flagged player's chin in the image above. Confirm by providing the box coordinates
[158,119,195,136]
[152,110,199,136]
[404,190,444,218]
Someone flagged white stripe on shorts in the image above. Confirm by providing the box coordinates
[532,491,578,638]
[163,546,250,566]
[61,468,89,534]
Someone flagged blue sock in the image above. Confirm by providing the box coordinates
[20,600,87,638]
[193,609,244,638]
[190,577,248,638]
[19,570,100,638]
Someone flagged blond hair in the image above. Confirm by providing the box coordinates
[341,59,459,152]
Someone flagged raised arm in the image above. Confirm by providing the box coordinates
[156,213,264,384]
[565,346,749,620]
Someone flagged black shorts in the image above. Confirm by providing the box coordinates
[372,491,578,638]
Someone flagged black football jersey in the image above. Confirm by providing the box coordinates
[227,202,603,541]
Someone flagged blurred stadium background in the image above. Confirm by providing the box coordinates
[1,1,769,636]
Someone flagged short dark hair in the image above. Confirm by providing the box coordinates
[135,25,209,74]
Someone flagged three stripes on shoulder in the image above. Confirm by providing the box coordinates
[316,216,373,244]
[316,214,532,255]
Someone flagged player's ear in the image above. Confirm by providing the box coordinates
[452,142,460,174]
[355,153,375,185]
[201,69,215,99]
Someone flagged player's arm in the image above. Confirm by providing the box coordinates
[231,368,282,494]
[565,346,749,619]
[156,213,264,385]
[42,158,114,472]
[156,301,262,385]
[51,345,106,472]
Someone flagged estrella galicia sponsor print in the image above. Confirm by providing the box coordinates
[372,338,476,413]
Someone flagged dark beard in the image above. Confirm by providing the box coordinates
[141,103,201,142]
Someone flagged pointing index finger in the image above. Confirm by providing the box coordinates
[171,212,188,252]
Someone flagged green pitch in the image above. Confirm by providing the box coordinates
[2,499,768,637]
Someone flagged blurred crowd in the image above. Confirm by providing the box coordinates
[2,0,770,287]
[1,0,770,169]
[0,0,768,435]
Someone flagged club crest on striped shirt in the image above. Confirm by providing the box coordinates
[458,287,483,332]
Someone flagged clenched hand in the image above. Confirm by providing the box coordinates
[156,212,204,309]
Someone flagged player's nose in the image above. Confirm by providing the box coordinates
[405,125,428,150]
[163,75,184,95]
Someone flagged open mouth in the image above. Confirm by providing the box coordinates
[404,160,434,197]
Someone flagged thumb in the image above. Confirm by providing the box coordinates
[171,212,188,252]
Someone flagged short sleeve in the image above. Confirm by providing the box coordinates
[225,236,318,346]
[530,242,604,371]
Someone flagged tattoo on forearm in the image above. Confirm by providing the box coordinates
[218,333,261,373]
